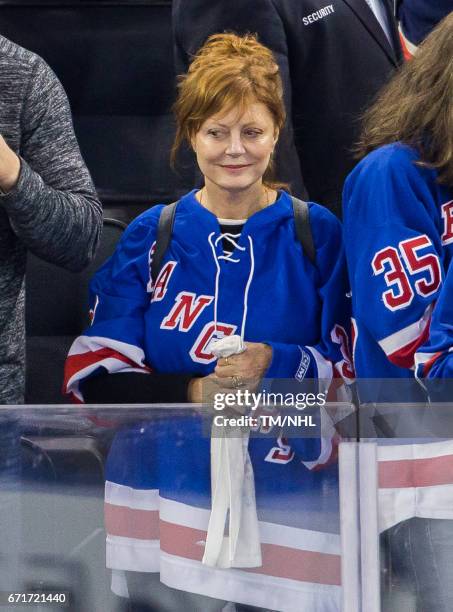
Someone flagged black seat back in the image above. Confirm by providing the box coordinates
[25,218,126,403]
[0,0,176,212]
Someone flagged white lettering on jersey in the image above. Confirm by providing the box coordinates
[190,322,236,364]
[295,347,311,382]
[372,235,441,311]
[146,241,156,293]
[265,436,295,464]
[161,292,213,332]
[89,295,100,325]
[331,324,355,380]
[151,261,177,302]
[441,201,453,245]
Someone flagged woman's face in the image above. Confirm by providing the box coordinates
[192,102,278,194]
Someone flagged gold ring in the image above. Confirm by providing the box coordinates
[231,375,242,388]
[224,357,230,366]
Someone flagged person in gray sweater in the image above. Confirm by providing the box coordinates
[0,35,102,404]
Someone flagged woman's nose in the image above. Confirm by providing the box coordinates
[225,134,246,156]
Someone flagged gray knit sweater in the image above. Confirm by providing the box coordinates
[0,35,102,404]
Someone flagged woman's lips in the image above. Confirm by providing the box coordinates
[220,164,251,171]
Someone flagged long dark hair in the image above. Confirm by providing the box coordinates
[356,12,453,185]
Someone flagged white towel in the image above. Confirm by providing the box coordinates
[202,335,262,568]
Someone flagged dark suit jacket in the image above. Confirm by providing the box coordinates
[173,0,402,217]
[398,0,452,46]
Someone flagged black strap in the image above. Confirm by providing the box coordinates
[291,196,316,265]
[151,201,178,284]
[151,196,315,283]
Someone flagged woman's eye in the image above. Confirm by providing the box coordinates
[207,130,223,137]
[244,130,261,138]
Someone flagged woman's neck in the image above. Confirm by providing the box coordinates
[197,182,276,219]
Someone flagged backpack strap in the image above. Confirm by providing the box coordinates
[151,196,315,284]
[151,201,178,285]
[291,196,316,265]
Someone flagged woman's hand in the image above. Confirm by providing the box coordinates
[187,342,272,402]
[187,373,231,403]
[214,341,273,389]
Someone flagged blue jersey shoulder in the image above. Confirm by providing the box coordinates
[345,143,436,190]
[123,204,165,238]
[113,204,166,258]
[307,200,343,256]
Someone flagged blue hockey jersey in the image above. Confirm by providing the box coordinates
[415,261,453,379]
[343,143,453,382]
[104,412,342,611]
[65,189,353,399]
[64,189,352,610]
